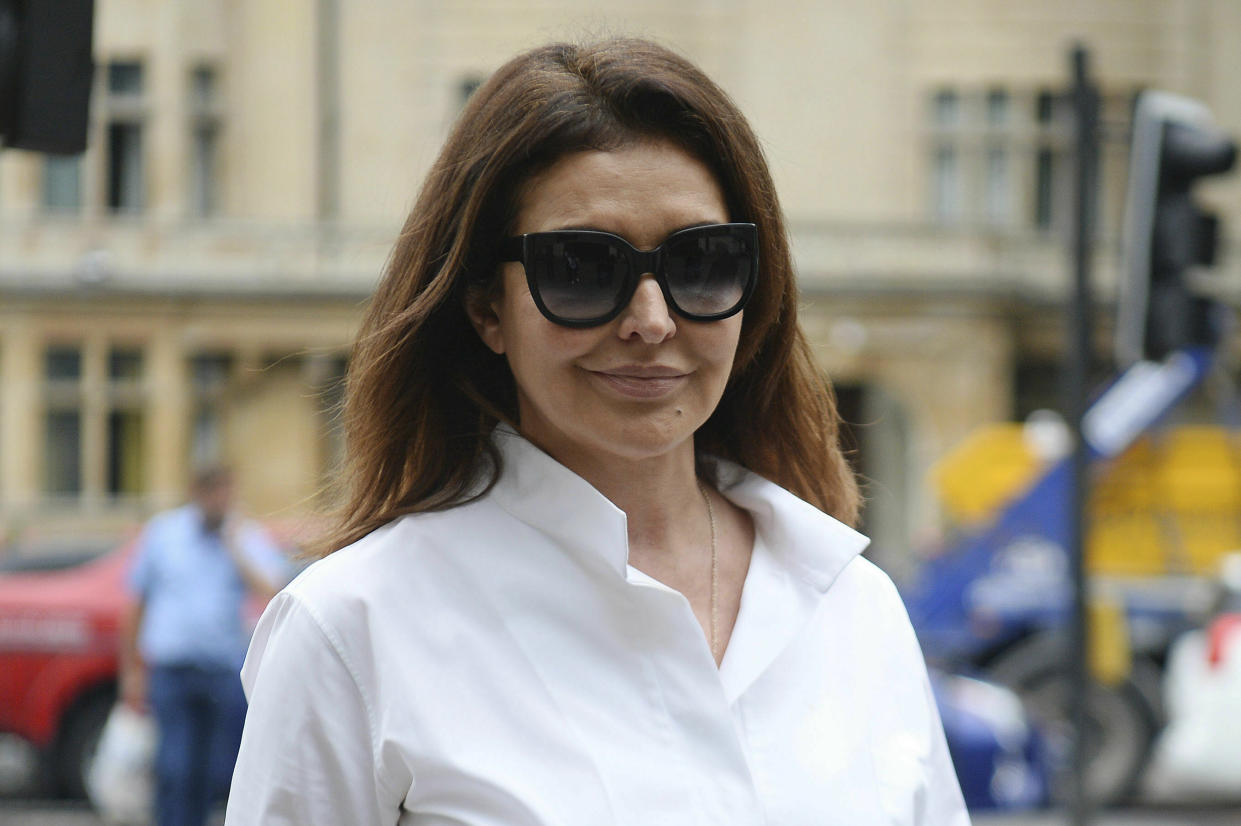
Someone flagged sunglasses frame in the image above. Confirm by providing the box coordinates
[498,222,759,328]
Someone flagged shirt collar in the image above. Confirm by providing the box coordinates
[486,425,869,591]
[713,459,870,593]
[488,425,632,577]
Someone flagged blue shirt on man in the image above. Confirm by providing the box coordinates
[128,505,288,670]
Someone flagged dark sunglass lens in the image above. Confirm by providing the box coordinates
[664,230,753,316]
[534,238,628,321]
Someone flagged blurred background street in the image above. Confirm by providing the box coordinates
[3,0,1241,823]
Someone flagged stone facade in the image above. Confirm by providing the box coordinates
[1,0,1238,563]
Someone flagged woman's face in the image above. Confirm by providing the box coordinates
[469,139,743,469]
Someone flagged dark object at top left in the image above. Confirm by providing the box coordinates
[0,0,95,154]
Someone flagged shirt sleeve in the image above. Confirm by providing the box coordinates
[861,566,971,826]
[914,659,973,826]
[883,578,972,826]
[224,591,402,826]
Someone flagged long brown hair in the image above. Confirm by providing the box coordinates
[322,37,860,555]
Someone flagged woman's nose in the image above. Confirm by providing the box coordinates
[616,274,676,342]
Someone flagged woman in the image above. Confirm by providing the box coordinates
[225,38,968,825]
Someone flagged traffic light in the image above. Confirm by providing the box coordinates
[0,0,95,154]
[1116,90,1238,366]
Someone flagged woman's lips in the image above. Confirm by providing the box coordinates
[588,366,689,398]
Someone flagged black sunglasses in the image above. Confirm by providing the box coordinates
[498,222,759,328]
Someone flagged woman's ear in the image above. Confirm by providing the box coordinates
[466,290,506,355]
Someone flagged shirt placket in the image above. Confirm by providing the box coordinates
[623,569,767,826]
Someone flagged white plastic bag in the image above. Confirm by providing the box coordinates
[86,703,156,825]
[1146,626,1241,800]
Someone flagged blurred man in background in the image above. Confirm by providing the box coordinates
[120,467,288,826]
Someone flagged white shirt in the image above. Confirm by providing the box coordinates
[225,428,970,825]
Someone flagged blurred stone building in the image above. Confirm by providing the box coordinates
[1,0,1239,569]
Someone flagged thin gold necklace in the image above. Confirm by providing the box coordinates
[697,480,719,661]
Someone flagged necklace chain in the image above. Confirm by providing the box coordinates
[698,480,719,662]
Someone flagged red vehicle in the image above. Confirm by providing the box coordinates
[0,523,304,799]
[0,540,135,798]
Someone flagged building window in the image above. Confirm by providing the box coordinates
[43,345,84,496]
[1032,89,1062,232]
[189,65,222,217]
[926,85,1105,232]
[190,352,233,468]
[42,156,82,212]
[930,90,963,224]
[933,89,960,127]
[983,89,1011,226]
[984,146,1010,225]
[106,347,145,497]
[41,342,151,501]
[105,60,146,213]
[109,349,142,382]
[45,411,83,496]
[1034,148,1056,230]
[1035,89,1057,123]
[932,146,962,223]
[46,347,83,381]
[986,89,1010,127]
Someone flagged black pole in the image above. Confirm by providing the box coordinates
[1067,44,1099,826]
